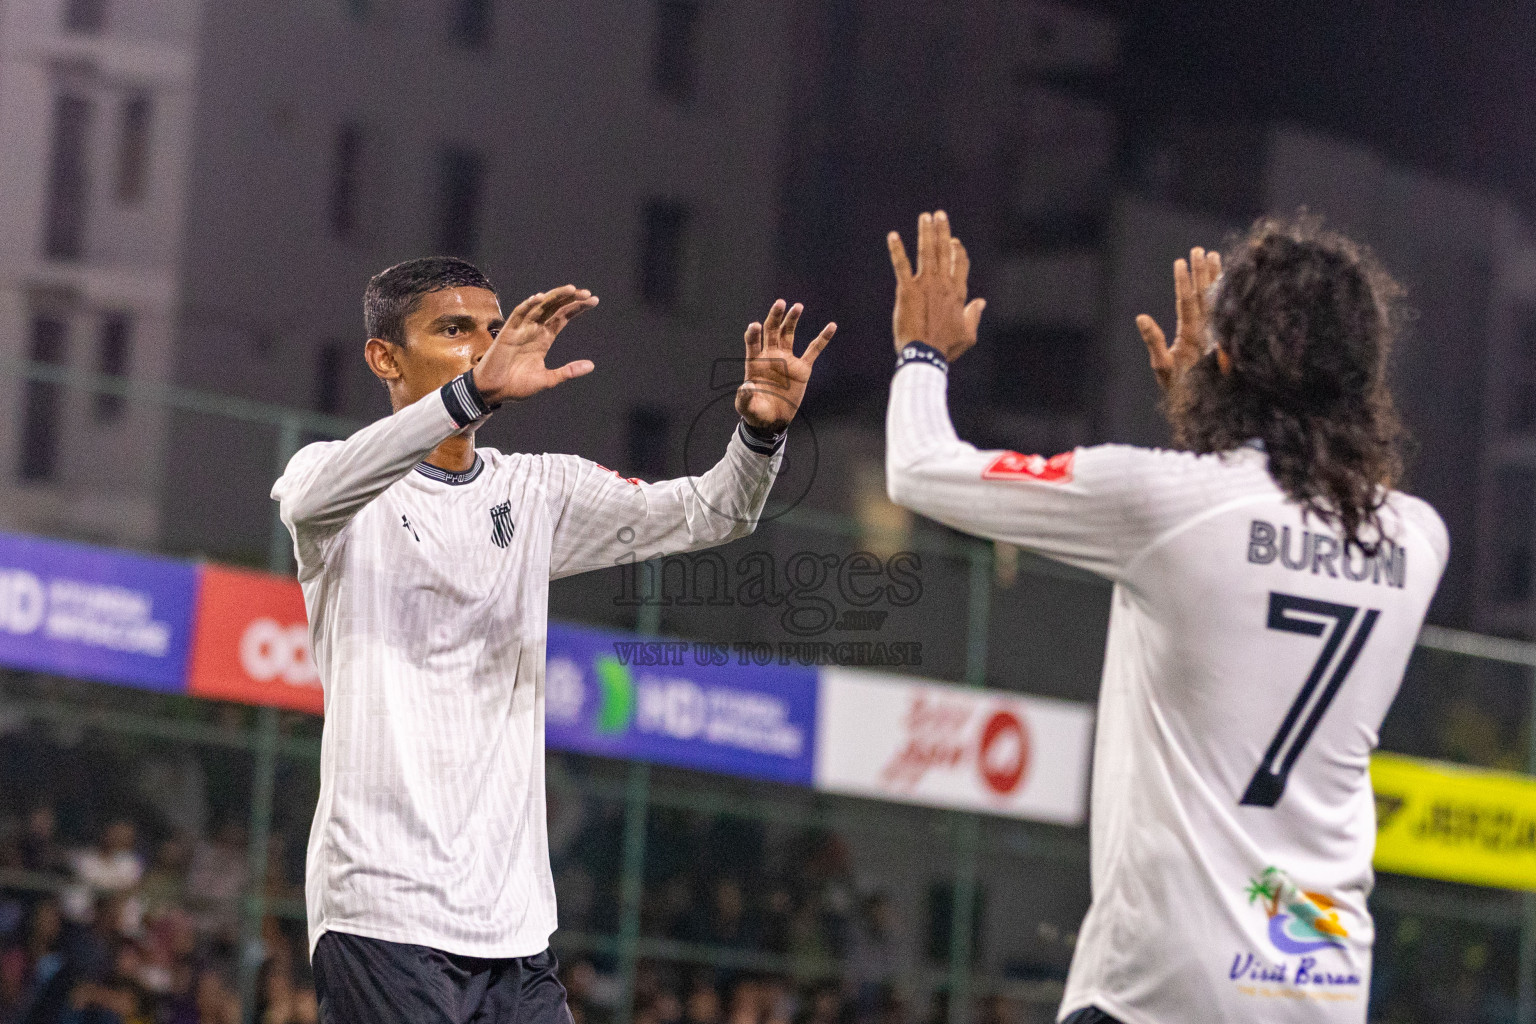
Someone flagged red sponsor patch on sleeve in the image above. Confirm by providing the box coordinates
[981,450,1075,484]
[594,463,641,485]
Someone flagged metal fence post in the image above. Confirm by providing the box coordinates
[615,559,660,1024]
[948,543,992,1024]
[238,417,303,1023]
[1520,663,1536,1024]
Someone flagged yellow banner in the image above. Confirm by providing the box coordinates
[1372,751,1536,891]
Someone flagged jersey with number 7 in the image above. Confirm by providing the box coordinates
[886,360,1447,1024]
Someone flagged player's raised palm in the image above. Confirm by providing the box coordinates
[735,300,836,434]
[473,285,599,405]
[1136,247,1222,394]
[887,210,987,361]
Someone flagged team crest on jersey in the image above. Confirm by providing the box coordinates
[490,502,515,548]
[1244,866,1348,953]
[981,450,1074,483]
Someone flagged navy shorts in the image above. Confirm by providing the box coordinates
[313,931,574,1024]
[1060,1010,1121,1024]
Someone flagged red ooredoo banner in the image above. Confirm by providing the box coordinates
[186,565,320,714]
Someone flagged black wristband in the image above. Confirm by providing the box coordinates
[737,419,786,456]
[441,370,501,428]
[895,342,948,373]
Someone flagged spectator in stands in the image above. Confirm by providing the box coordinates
[793,983,844,1024]
[68,823,142,898]
[64,823,144,933]
[182,824,247,944]
[137,839,190,919]
[0,896,72,1024]
[683,975,723,1024]
[67,940,150,1024]
[16,806,67,877]
[191,970,241,1024]
[847,892,898,1002]
[706,878,756,950]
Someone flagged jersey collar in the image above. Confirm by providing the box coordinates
[414,453,484,486]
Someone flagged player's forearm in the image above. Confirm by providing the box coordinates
[694,421,783,539]
[550,423,782,579]
[885,354,974,513]
[649,422,783,551]
[275,372,493,531]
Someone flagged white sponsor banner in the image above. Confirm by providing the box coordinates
[813,667,1093,825]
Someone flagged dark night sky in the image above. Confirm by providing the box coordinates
[1097,0,1536,212]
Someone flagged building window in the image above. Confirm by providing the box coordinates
[19,317,68,483]
[43,95,94,262]
[315,342,346,415]
[115,94,152,205]
[94,313,132,423]
[436,147,484,258]
[626,405,670,479]
[64,0,107,33]
[1506,305,1536,432]
[638,200,691,310]
[329,123,365,238]
[990,322,1091,415]
[451,0,493,46]
[1492,470,1536,605]
[652,1,701,103]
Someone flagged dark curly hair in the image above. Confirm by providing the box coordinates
[1168,215,1408,552]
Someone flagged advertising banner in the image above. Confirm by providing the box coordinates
[1372,751,1536,891]
[544,622,819,786]
[0,532,198,693]
[813,667,1094,824]
[186,565,321,714]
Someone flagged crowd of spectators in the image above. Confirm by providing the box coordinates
[0,754,979,1024]
[0,802,313,1024]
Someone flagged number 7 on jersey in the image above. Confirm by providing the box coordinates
[1241,592,1381,808]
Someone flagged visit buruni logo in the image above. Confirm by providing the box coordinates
[1227,866,1362,994]
[1244,866,1348,954]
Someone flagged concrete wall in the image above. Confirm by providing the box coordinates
[0,0,203,547]
[161,0,795,561]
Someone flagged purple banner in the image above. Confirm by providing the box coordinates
[545,622,818,786]
[0,533,199,693]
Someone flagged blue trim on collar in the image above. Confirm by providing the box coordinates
[415,453,485,485]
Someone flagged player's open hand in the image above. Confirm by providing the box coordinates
[1137,247,1221,394]
[472,285,599,404]
[888,210,987,361]
[734,300,836,434]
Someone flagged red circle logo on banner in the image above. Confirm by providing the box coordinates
[978,710,1030,794]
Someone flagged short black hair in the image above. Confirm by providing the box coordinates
[364,256,495,345]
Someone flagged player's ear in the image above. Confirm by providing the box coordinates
[365,337,403,383]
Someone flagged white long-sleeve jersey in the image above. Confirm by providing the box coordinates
[886,354,1447,1024]
[272,373,783,958]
